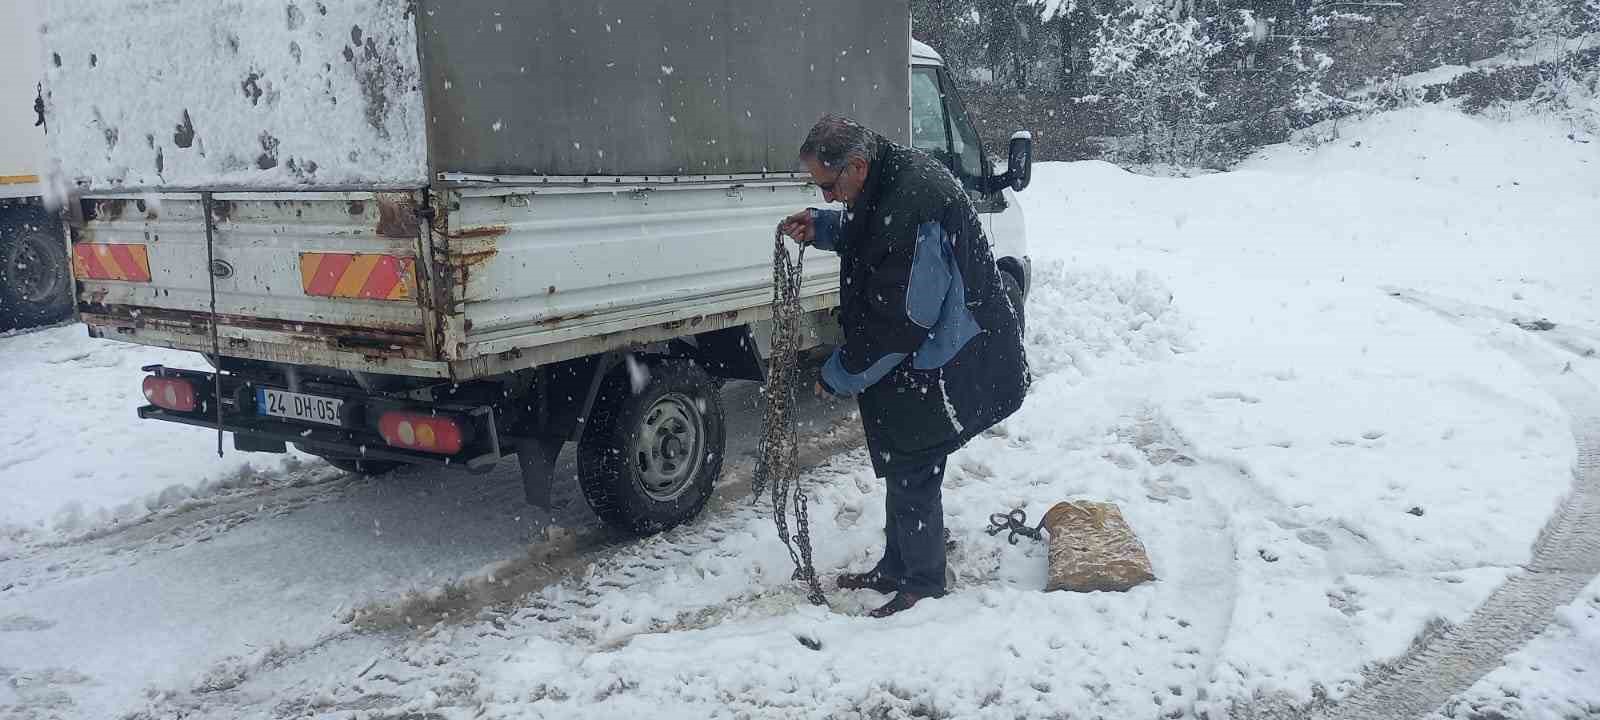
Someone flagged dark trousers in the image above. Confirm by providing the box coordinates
[872,455,948,596]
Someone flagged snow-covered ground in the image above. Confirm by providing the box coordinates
[0,325,310,546]
[3,101,1597,719]
[1435,576,1600,720]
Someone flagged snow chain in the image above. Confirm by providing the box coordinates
[753,225,827,606]
[986,508,1046,545]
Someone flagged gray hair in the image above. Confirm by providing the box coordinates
[798,114,878,170]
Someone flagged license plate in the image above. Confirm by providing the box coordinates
[257,388,344,426]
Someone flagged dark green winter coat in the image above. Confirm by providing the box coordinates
[812,136,1030,476]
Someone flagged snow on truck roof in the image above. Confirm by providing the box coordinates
[911,39,943,65]
[44,1,912,188]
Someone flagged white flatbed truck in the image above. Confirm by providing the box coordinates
[42,0,1034,534]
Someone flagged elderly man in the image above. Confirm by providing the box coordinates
[781,114,1029,618]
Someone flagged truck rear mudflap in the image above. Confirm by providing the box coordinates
[137,365,503,470]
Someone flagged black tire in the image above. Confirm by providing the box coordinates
[577,359,725,536]
[320,455,403,476]
[0,205,73,330]
[1001,270,1026,338]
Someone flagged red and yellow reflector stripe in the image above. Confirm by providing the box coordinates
[73,243,152,283]
[299,253,416,301]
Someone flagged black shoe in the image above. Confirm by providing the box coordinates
[869,591,941,618]
[835,570,899,594]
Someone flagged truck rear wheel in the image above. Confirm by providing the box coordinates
[577,359,724,536]
[0,205,73,330]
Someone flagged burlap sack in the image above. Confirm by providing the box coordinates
[1042,501,1156,592]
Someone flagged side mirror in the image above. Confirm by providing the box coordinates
[1006,131,1033,192]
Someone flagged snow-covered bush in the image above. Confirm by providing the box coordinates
[1366,75,1430,111]
[1510,0,1575,59]
[1576,0,1600,117]
[1086,3,1346,167]
[1504,0,1600,115]
[1089,4,1223,165]
[1282,9,1357,121]
[1582,0,1600,33]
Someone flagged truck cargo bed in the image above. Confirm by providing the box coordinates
[47,0,903,379]
[76,178,838,380]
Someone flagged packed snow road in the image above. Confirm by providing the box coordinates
[0,359,861,719]
[3,104,1598,720]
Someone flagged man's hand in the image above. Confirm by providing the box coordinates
[780,209,814,246]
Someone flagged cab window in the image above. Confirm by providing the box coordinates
[910,68,951,164]
[911,65,989,191]
[940,70,986,185]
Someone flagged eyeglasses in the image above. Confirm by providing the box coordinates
[817,165,847,193]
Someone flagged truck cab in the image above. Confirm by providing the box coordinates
[910,39,1032,321]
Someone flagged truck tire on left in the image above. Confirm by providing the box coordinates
[0,205,72,331]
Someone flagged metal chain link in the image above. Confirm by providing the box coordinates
[986,508,1046,545]
[753,225,827,606]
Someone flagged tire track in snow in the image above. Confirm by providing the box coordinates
[146,454,871,720]
[1135,408,1448,719]
[1299,289,1600,720]
[0,378,846,600]
[0,463,354,593]
[348,411,867,631]
[335,413,1248,718]
[1125,413,1245,718]
[63,409,868,720]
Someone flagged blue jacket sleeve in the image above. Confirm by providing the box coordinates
[808,208,843,252]
[820,220,955,397]
[821,349,906,396]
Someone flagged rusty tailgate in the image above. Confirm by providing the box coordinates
[75,190,451,376]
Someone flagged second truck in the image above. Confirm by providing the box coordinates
[1,0,72,331]
[40,0,1034,535]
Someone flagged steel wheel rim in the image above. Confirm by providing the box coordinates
[10,231,64,304]
[633,392,704,502]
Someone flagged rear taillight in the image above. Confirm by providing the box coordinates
[378,411,465,455]
[143,376,198,412]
